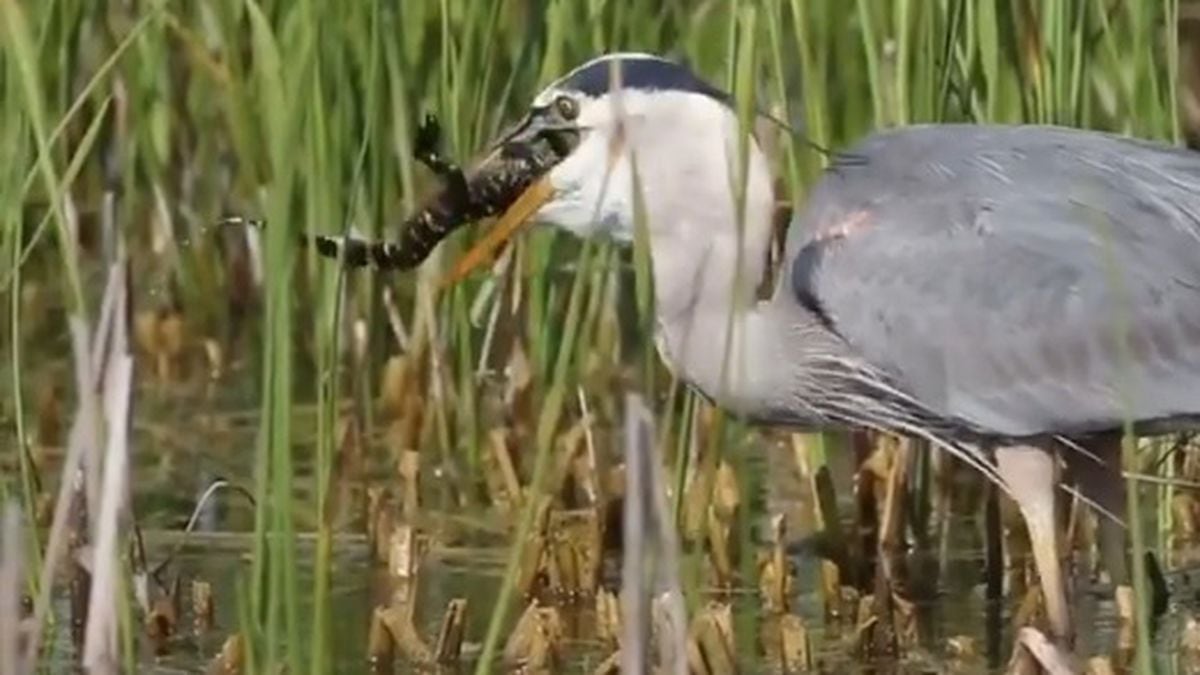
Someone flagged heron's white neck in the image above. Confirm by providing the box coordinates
[641,140,791,417]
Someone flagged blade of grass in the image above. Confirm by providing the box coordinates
[473,238,597,674]
[0,0,87,316]
[245,0,308,671]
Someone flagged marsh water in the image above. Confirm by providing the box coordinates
[14,351,1198,674]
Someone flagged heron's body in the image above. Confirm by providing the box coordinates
[771,124,1200,442]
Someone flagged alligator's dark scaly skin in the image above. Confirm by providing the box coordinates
[307,113,563,270]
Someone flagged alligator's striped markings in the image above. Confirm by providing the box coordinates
[218,113,565,270]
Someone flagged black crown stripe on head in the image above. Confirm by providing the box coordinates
[560,54,730,104]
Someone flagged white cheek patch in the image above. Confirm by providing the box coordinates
[537,128,637,240]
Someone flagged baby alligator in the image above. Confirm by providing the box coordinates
[221,113,565,269]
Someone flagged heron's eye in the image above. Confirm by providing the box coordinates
[554,95,579,121]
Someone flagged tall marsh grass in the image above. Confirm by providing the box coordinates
[0,0,1190,672]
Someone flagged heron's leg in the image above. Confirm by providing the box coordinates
[1063,433,1132,624]
[995,444,1072,645]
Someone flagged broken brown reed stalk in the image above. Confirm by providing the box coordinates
[379,355,410,418]
[891,590,919,653]
[681,406,721,542]
[68,467,88,652]
[367,504,478,673]
[379,602,434,665]
[515,497,553,598]
[849,557,918,661]
[706,460,740,588]
[759,612,812,672]
[1116,584,1137,654]
[502,599,564,672]
[1013,582,1047,635]
[878,436,911,552]
[573,388,601,504]
[544,507,602,599]
[22,261,130,673]
[366,486,395,563]
[133,305,185,383]
[1086,654,1118,675]
[433,598,468,663]
[202,338,224,382]
[205,633,245,675]
[516,487,638,598]
[686,602,736,675]
[1182,614,1200,665]
[486,428,524,514]
[83,261,133,671]
[1172,491,1199,555]
[35,377,63,450]
[369,595,468,673]
[791,434,849,620]
[1009,626,1078,675]
[757,513,793,613]
[1065,489,1095,574]
[192,580,214,635]
[591,650,621,675]
[144,577,179,657]
[548,421,588,502]
[514,427,604,602]
[367,607,396,675]
[753,494,811,662]
[387,524,421,581]
[594,588,621,650]
[854,578,895,657]
[380,355,428,485]
[380,286,411,354]
[397,449,420,522]
[327,408,365,529]
[944,634,980,663]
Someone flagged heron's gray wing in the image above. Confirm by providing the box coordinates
[790,124,1200,437]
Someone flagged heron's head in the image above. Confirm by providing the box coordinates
[449,52,775,283]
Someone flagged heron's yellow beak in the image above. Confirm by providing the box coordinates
[440,176,554,288]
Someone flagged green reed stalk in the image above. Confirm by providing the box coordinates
[855,0,885,129]
[0,8,153,295]
[0,0,86,320]
[764,2,801,196]
[474,239,597,673]
[304,0,367,666]
[244,1,308,671]
[1097,2,1175,670]
[670,389,696,524]
[306,54,336,675]
[894,0,913,125]
[727,10,764,668]
[1160,0,1183,591]
[1,70,38,580]
[579,244,615,361]
[3,0,138,626]
[118,558,136,673]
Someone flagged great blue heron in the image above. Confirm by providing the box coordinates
[309,52,1200,667]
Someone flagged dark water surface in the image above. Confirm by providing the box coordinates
[11,362,1199,674]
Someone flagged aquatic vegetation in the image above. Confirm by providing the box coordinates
[1,1,1198,673]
